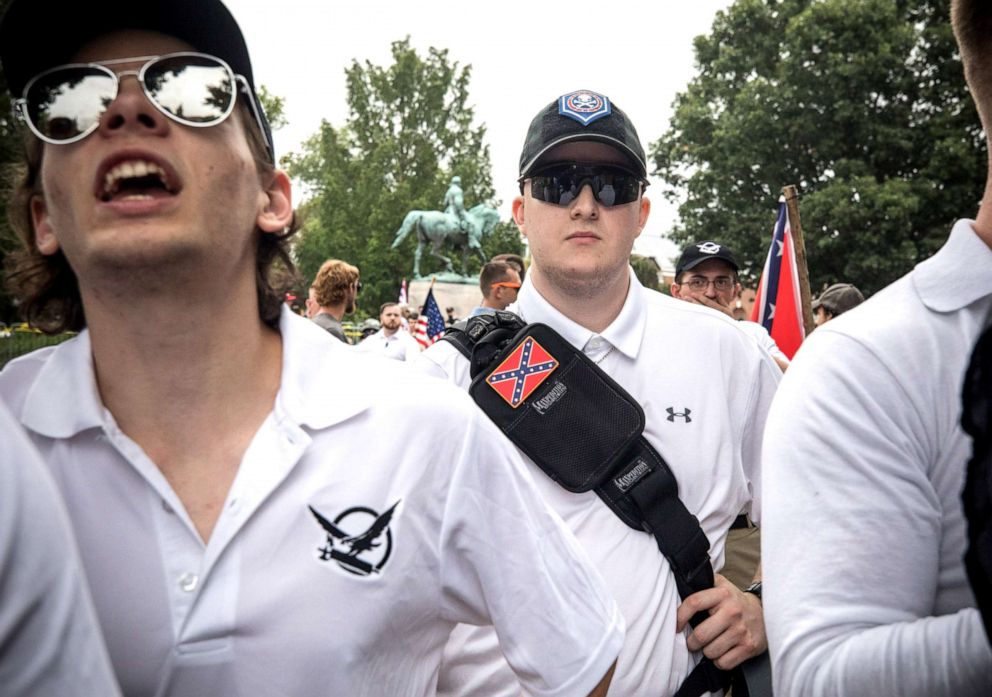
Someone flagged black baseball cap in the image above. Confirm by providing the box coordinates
[0,0,273,158]
[676,241,740,276]
[518,90,647,179]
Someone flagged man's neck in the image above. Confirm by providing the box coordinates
[81,269,283,543]
[382,326,398,338]
[975,175,992,249]
[529,267,631,334]
[320,303,346,322]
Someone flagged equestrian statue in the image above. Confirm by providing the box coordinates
[391,200,500,279]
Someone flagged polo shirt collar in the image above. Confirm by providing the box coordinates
[21,330,104,438]
[913,219,992,313]
[514,266,647,359]
[20,306,374,438]
[275,306,376,429]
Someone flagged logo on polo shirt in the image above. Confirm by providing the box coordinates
[666,407,692,423]
[308,501,400,577]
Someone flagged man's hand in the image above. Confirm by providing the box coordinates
[677,293,736,319]
[675,574,766,670]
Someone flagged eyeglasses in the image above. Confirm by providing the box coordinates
[524,162,645,207]
[683,277,736,292]
[491,281,521,290]
[13,52,271,159]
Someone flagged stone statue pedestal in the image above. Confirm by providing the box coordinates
[408,278,481,323]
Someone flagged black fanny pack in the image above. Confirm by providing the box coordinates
[444,311,771,697]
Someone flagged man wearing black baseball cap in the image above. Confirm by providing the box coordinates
[672,240,790,372]
[0,4,624,695]
[417,90,779,696]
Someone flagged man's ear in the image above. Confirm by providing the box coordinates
[635,194,651,238]
[30,195,60,255]
[512,194,527,239]
[670,282,683,299]
[257,170,294,234]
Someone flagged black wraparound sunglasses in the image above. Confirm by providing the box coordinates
[522,161,646,207]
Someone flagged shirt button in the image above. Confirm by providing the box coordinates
[178,572,199,593]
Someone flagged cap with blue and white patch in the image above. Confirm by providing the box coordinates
[518,89,646,179]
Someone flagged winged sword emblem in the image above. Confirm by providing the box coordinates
[309,501,401,576]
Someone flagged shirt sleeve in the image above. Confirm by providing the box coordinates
[411,340,473,386]
[739,338,781,524]
[437,408,624,697]
[762,331,992,696]
[0,403,122,697]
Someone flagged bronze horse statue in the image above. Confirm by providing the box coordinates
[391,203,500,278]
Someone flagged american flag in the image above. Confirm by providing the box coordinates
[413,287,446,348]
[749,201,805,359]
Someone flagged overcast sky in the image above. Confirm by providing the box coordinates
[225,0,735,267]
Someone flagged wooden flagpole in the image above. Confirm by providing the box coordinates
[782,185,815,337]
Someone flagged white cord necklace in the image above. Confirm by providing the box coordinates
[593,345,615,365]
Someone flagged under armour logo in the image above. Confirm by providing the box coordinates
[666,407,692,423]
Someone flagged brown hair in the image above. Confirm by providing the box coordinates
[953,0,992,129]
[490,252,525,280]
[479,260,518,299]
[311,259,359,307]
[3,104,301,334]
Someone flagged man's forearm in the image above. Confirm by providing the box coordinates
[587,660,616,697]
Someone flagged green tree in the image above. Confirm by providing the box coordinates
[257,85,288,133]
[286,37,500,316]
[630,254,662,292]
[0,0,23,323]
[652,0,986,295]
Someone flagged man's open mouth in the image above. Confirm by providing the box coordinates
[100,160,178,202]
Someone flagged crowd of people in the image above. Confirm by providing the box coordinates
[0,0,989,696]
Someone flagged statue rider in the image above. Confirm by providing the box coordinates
[444,176,469,233]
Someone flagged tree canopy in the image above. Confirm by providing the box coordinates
[286,37,521,316]
[0,0,21,323]
[652,0,986,295]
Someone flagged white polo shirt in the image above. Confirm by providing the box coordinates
[356,327,421,361]
[736,320,789,366]
[762,220,992,695]
[0,401,120,697]
[0,308,623,697]
[414,269,780,696]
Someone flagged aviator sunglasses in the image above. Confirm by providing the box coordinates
[524,161,646,207]
[13,52,271,159]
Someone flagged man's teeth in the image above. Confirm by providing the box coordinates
[103,160,170,196]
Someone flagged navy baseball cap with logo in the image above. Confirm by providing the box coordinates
[0,0,273,159]
[518,90,647,179]
[675,241,741,276]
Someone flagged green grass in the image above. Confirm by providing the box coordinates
[0,328,75,368]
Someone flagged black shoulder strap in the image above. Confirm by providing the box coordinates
[457,318,771,697]
[440,321,472,359]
